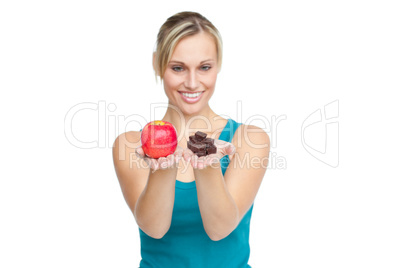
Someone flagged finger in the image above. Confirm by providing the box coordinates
[160,163,168,169]
[144,157,156,170]
[191,154,198,169]
[205,156,214,166]
[214,139,226,147]
[209,157,220,169]
[167,154,175,167]
[143,157,150,167]
[150,158,159,170]
[161,155,173,169]
[135,146,145,158]
[158,157,169,169]
[183,148,193,162]
[225,143,236,155]
[197,162,204,169]
[204,156,212,165]
[203,156,211,166]
[197,158,206,169]
[211,157,220,166]
[175,154,182,165]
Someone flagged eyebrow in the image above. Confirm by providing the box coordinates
[169,59,215,64]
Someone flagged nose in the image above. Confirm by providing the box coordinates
[183,70,200,90]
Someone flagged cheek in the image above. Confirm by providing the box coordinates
[205,72,218,88]
[163,73,181,90]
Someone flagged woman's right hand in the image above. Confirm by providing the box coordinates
[135,146,184,172]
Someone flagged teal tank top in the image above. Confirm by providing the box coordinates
[138,119,253,268]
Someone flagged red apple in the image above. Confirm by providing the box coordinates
[141,120,178,159]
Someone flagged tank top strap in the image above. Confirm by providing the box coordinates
[219,118,242,176]
[218,118,241,142]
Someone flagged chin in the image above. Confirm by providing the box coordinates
[180,105,205,116]
[169,91,213,115]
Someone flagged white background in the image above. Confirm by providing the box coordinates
[1,0,401,267]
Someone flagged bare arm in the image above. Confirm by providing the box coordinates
[187,125,270,241]
[193,164,239,241]
[134,165,178,239]
[112,131,181,239]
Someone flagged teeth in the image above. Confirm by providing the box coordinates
[181,92,202,98]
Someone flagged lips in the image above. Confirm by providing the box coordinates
[179,91,204,94]
[179,91,204,104]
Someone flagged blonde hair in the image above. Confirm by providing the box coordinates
[153,11,223,82]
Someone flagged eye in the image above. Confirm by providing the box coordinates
[201,65,211,71]
[172,66,184,72]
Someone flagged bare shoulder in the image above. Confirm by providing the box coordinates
[112,131,149,213]
[113,131,141,160]
[114,130,141,145]
[232,124,270,154]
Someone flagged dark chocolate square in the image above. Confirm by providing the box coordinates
[189,135,197,143]
[192,142,206,152]
[196,150,207,157]
[204,138,214,146]
[206,144,217,154]
[194,131,207,141]
[188,140,206,152]
[187,140,196,152]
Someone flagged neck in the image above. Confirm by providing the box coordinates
[162,102,221,140]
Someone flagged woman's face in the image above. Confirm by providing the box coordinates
[162,32,219,115]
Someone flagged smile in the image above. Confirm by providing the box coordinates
[180,92,203,98]
[179,91,204,104]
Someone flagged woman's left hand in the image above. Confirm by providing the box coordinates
[183,139,236,170]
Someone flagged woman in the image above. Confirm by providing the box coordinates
[113,11,270,268]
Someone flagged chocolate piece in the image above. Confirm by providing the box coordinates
[192,142,206,152]
[189,135,198,143]
[204,137,214,146]
[187,140,206,152]
[206,144,217,155]
[194,131,207,141]
[187,131,216,156]
[195,150,207,157]
[187,141,195,152]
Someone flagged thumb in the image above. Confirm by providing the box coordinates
[224,143,236,156]
[135,146,145,159]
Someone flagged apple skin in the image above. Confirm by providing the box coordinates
[141,120,178,159]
